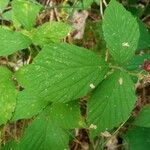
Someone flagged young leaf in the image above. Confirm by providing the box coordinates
[123,126,150,150]
[0,67,17,125]
[87,70,136,138]
[0,27,32,56]
[31,22,72,47]
[13,43,108,120]
[0,0,9,12]
[17,102,81,150]
[134,105,150,127]
[103,0,140,64]
[12,0,42,30]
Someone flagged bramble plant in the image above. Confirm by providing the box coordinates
[0,0,150,149]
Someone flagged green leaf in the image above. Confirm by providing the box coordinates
[127,0,138,5]
[0,0,9,12]
[0,67,17,125]
[134,105,150,127]
[2,10,12,21]
[49,101,82,129]
[81,0,94,8]
[31,22,72,47]
[123,126,150,150]
[12,90,49,121]
[95,0,101,5]
[87,70,136,138]
[136,20,150,51]
[17,102,81,150]
[13,43,108,120]
[12,0,42,30]
[1,141,19,150]
[103,0,140,64]
[124,54,150,71]
[2,10,22,28]
[17,43,108,103]
[0,27,32,56]
[77,0,100,9]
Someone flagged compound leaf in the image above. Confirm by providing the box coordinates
[0,27,32,56]
[134,105,150,127]
[87,70,136,138]
[0,67,17,125]
[12,0,41,30]
[103,0,140,64]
